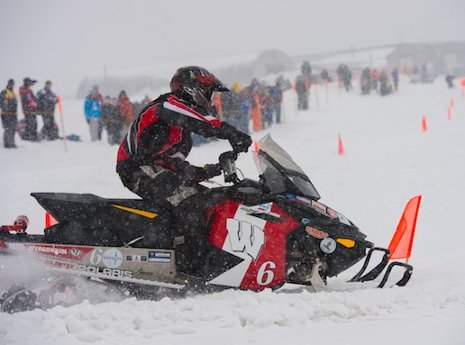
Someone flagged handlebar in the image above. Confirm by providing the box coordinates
[219,151,239,183]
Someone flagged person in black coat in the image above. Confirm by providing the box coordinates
[0,79,18,148]
[37,80,58,140]
[101,96,123,145]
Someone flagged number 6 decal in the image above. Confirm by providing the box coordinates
[257,261,276,286]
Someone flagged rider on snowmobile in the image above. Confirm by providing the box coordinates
[116,66,252,207]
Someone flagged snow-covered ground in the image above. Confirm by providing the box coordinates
[1,78,465,344]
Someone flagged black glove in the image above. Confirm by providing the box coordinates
[220,122,252,153]
[229,132,252,153]
[184,164,222,181]
[228,130,252,153]
[202,163,222,178]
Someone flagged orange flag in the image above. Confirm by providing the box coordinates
[388,195,422,260]
[57,95,63,114]
[45,212,58,228]
[338,133,345,155]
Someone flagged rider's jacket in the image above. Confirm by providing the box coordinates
[116,93,237,177]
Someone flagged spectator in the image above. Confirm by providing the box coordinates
[379,70,393,96]
[269,84,283,124]
[249,79,263,132]
[391,67,399,92]
[117,90,135,133]
[221,87,242,129]
[445,75,455,88]
[84,86,103,141]
[238,89,251,134]
[295,74,309,110]
[371,69,379,91]
[361,68,371,95]
[0,79,18,148]
[261,86,273,128]
[101,96,123,145]
[320,69,331,83]
[337,64,352,91]
[276,75,291,91]
[19,77,39,141]
[301,61,312,76]
[132,95,152,117]
[37,80,58,140]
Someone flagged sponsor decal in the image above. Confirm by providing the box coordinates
[301,217,311,225]
[43,259,76,269]
[256,203,272,213]
[305,226,329,239]
[311,201,327,215]
[327,208,337,218]
[27,244,68,256]
[69,248,82,257]
[320,238,337,254]
[337,213,352,226]
[75,264,133,278]
[240,203,279,218]
[125,255,147,262]
[226,218,265,260]
[102,248,123,268]
[135,268,155,278]
[148,251,172,263]
[296,195,312,205]
[25,244,89,260]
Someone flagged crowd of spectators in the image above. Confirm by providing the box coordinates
[192,78,284,147]
[359,67,398,96]
[0,78,59,148]
[83,86,151,145]
[3,60,425,150]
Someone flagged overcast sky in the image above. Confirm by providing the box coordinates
[1,0,464,96]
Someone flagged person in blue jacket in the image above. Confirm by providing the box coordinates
[84,86,103,141]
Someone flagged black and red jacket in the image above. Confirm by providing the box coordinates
[116,93,238,177]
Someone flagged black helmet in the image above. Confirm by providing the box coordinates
[170,66,229,113]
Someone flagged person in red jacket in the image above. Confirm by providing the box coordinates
[117,90,135,132]
[19,77,39,141]
[116,66,252,207]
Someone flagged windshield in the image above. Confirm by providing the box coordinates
[254,134,321,200]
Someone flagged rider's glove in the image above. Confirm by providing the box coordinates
[203,163,222,178]
[229,132,252,153]
[184,164,222,181]
[220,122,252,153]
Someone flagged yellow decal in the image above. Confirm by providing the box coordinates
[336,238,355,248]
[111,205,158,219]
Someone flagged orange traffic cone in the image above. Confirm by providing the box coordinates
[421,116,428,133]
[338,133,345,155]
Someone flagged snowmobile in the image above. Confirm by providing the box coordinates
[0,135,413,313]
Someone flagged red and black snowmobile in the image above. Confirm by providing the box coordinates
[0,135,413,313]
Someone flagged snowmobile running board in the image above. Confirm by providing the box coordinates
[349,247,413,288]
[45,266,186,290]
